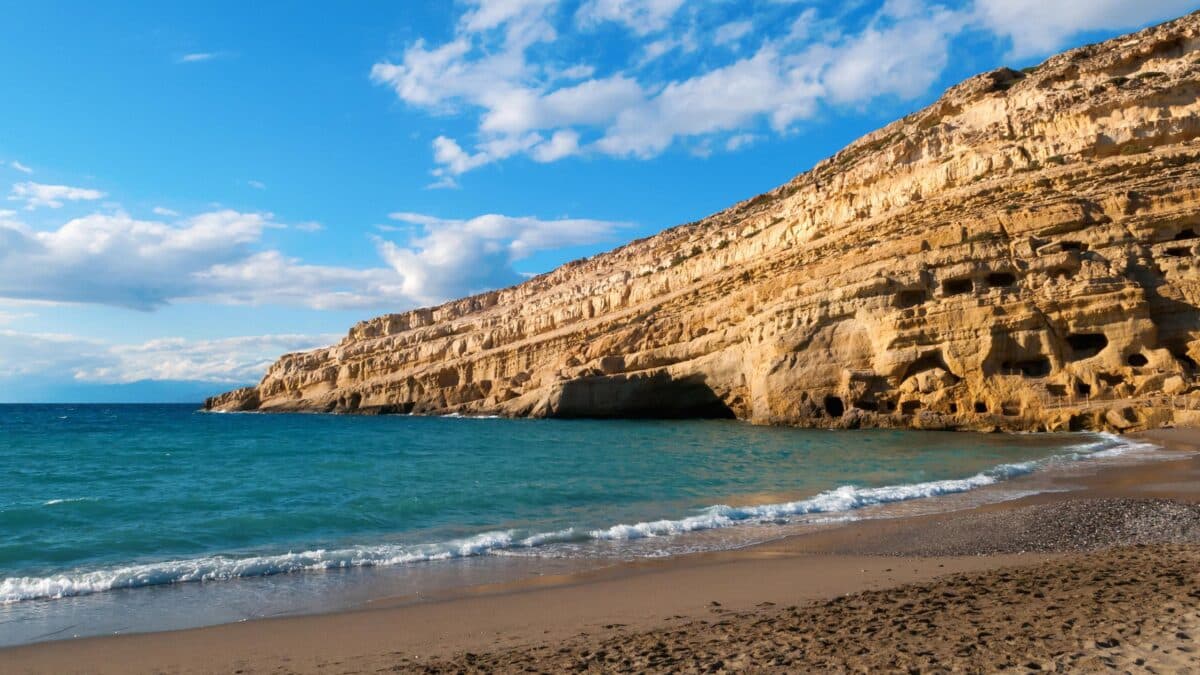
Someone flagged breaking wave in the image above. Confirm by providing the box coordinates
[0,433,1154,604]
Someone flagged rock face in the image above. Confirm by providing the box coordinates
[209,13,1200,433]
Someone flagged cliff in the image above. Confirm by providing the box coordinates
[209,12,1200,433]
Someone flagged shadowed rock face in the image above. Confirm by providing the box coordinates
[209,12,1200,433]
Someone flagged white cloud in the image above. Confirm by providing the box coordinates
[725,133,760,151]
[0,209,400,310]
[152,206,180,217]
[575,0,686,35]
[94,334,339,383]
[714,20,754,46]
[532,129,581,162]
[194,251,404,310]
[9,161,33,174]
[295,221,324,232]
[377,211,625,303]
[0,204,626,311]
[9,181,106,209]
[374,0,1192,179]
[975,0,1198,58]
[596,47,824,157]
[819,5,966,104]
[247,179,266,190]
[0,329,337,384]
[179,52,218,63]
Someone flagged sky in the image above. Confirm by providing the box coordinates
[1,0,1196,402]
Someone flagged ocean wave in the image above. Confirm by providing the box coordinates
[0,433,1149,604]
[42,497,97,506]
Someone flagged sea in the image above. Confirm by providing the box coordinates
[0,403,1165,647]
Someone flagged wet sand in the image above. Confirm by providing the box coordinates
[5,428,1200,673]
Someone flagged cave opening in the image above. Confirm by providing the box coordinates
[823,395,845,418]
[894,289,928,309]
[949,403,958,414]
[1165,246,1191,257]
[554,373,737,419]
[1174,228,1197,241]
[1076,382,1092,396]
[1170,346,1198,372]
[1060,241,1086,252]
[1001,357,1051,377]
[854,399,879,412]
[942,278,974,296]
[985,271,1017,287]
[901,400,921,415]
[974,401,988,413]
[1065,333,1108,360]
[900,351,960,383]
[1126,353,1149,367]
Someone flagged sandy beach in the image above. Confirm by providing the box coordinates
[4,428,1200,673]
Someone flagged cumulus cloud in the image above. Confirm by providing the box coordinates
[376,212,624,303]
[0,329,337,384]
[9,181,105,209]
[80,333,340,384]
[0,205,625,311]
[975,0,1198,58]
[373,0,1188,179]
[0,209,402,310]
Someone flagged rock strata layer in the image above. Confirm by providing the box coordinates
[209,13,1200,433]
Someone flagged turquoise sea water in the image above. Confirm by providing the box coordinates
[0,404,1152,645]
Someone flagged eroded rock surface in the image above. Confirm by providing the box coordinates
[209,13,1200,433]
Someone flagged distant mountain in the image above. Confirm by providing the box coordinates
[2,378,243,404]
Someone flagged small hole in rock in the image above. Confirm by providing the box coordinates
[1126,353,1149,367]
[894,289,928,308]
[1002,358,1051,377]
[1165,246,1191,257]
[942,278,974,296]
[1173,228,1197,241]
[901,401,921,415]
[823,395,845,418]
[948,403,958,414]
[1076,382,1092,396]
[985,272,1017,287]
[974,401,988,413]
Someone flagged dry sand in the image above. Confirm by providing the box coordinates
[4,428,1200,673]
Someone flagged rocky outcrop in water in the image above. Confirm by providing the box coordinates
[209,13,1200,433]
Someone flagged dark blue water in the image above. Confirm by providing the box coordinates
[0,404,1150,644]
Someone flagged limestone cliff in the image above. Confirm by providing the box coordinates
[209,12,1200,433]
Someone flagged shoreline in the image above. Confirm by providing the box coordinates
[4,428,1199,673]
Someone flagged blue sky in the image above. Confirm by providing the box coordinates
[1,0,1195,401]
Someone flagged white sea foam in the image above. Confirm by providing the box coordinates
[42,497,95,506]
[0,433,1152,604]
